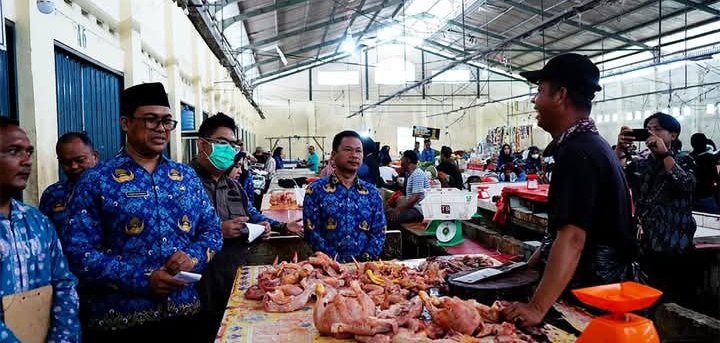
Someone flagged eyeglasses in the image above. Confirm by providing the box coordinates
[201,137,242,151]
[130,116,178,131]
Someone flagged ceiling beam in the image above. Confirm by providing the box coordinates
[517,0,720,69]
[414,43,529,83]
[183,4,265,119]
[333,0,368,54]
[671,0,720,16]
[502,0,652,50]
[315,0,339,60]
[592,17,720,68]
[235,0,404,53]
[252,52,350,87]
[421,38,529,75]
[511,0,659,62]
[245,36,346,72]
[347,0,611,118]
[353,0,388,47]
[222,0,311,28]
[251,38,531,88]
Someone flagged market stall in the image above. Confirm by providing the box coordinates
[215,254,588,343]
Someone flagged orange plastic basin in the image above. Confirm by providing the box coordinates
[572,282,662,313]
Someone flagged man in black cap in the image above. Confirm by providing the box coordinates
[386,150,428,225]
[63,82,223,341]
[502,54,636,326]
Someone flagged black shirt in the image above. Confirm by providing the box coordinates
[436,160,463,190]
[691,151,718,200]
[545,132,636,287]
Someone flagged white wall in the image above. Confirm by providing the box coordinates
[5,0,262,204]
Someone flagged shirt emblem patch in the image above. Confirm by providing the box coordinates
[168,169,183,181]
[112,169,135,183]
[326,217,337,230]
[125,217,144,235]
[177,215,192,232]
[323,183,336,193]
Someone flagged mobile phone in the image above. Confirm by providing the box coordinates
[631,129,650,141]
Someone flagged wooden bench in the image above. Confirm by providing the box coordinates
[395,221,439,259]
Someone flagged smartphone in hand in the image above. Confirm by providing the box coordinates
[631,129,650,141]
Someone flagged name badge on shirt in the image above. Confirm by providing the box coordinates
[125,191,148,198]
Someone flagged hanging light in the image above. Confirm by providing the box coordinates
[341,28,356,54]
[37,0,55,14]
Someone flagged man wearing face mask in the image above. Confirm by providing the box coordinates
[191,113,303,340]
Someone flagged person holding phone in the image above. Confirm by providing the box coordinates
[615,112,697,308]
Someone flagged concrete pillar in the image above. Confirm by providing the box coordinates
[191,30,203,129]
[15,1,59,204]
[119,1,144,87]
[163,2,182,160]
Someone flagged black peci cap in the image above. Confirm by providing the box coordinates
[120,82,170,117]
[520,53,602,98]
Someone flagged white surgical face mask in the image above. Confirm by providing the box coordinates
[531,154,540,159]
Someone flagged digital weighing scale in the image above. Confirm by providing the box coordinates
[572,282,663,343]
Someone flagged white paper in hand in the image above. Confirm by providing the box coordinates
[246,223,265,243]
[174,271,202,283]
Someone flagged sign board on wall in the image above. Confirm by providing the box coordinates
[412,126,440,140]
[0,0,5,51]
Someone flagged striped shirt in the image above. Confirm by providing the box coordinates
[406,168,429,213]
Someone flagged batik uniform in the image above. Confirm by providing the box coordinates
[303,173,386,262]
[63,151,222,330]
[39,180,74,235]
[0,199,80,342]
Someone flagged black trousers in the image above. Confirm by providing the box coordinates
[83,314,206,343]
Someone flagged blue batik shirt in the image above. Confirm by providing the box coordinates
[63,151,223,330]
[241,172,256,206]
[39,179,74,236]
[420,148,435,163]
[0,199,80,342]
[303,173,386,262]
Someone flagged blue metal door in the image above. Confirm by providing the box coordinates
[55,53,83,133]
[0,23,17,120]
[82,65,122,160]
[55,48,122,162]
